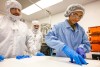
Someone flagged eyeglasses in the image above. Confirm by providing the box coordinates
[71,12,83,19]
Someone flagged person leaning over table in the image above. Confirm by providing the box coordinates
[45,4,91,65]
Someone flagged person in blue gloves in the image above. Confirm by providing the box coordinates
[45,4,91,65]
[0,55,5,62]
[0,0,45,61]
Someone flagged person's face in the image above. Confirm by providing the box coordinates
[33,25,39,29]
[10,8,21,16]
[69,11,83,24]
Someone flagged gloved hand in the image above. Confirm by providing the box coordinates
[62,46,87,65]
[0,55,5,62]
[16,55,30,59]
[76,47,86,58]
[36,52,45,56]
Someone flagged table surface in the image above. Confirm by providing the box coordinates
[0,56,100,67]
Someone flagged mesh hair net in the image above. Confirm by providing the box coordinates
[64,4,85,17]
[5,0,22,11]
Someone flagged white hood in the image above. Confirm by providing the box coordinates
[5,0,22,22]
[32,20,41,33]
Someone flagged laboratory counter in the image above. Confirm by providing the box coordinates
[0,56,100,67]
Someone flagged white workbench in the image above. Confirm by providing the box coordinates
[0,56,100,67]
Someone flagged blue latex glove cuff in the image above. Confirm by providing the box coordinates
[36,52,45,56]
[0,55,5,62]
[16,55,30,59]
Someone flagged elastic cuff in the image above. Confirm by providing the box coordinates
[78,44,84,48]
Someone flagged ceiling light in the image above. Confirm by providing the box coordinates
[22,4,41,15]
[22,0,63,15]
[36,0,63,9]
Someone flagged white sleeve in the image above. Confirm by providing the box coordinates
[26,29,38,55]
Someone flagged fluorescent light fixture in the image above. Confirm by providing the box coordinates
[36,0,63,9]
[22,0,63,15]
[22,4,41,15]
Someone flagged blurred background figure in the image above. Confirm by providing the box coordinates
[31,20,43,52]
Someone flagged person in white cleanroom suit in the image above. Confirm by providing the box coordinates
[31,20,43,52]
[0,0,44,59]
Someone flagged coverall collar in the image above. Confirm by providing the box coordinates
[64,19,79,32]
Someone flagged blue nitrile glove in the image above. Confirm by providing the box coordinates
[62,46,87,65]
[16,55,30,59]
[36,52,45,56]
[0,55,5,62]
[76,47,86,58]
